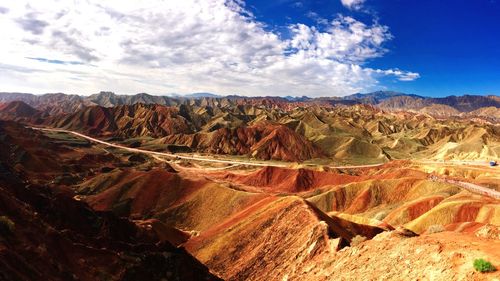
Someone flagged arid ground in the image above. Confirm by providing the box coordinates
[0,92,499,280]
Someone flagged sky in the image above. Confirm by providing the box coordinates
[0,0,498,97]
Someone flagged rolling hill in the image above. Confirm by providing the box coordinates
[1,94,498,162]
[0,117,498,280]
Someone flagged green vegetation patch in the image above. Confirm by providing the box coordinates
[473,258,496,273]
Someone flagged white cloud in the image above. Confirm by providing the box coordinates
[340,0,366,10]
[372,69,420,81]
[289,16,391,63]
[0,0,418,97]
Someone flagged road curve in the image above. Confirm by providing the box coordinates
[32,127,500,198]
[33,127,498,170]
[32,127,389,169]
[32,127,290,167]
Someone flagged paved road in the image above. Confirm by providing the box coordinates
[33,127,390,169]
[430,175,500,199]
[33,127,500,198]
[417,160,495,166]
[419,160,500,199]
[151,154,242,171]
[33,127,290,167]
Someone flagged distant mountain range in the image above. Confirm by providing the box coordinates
[0,91,498,120]
[343,91,423,102]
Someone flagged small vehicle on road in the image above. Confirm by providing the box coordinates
[490,161,497,167]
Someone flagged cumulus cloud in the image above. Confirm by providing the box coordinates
[0,0,418,96]
[340,0,365,10]
[289,16,390,63]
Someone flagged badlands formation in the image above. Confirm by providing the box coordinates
[0,92,498,280]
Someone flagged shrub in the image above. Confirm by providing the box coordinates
[350,235,367,247]
[473,259,496,273]
[427,224,445,234]
[0,216,15,234]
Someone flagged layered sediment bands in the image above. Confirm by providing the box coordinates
[404,194,500,234]
[218,166,362,193]
[81,169,205,216]
[304,175,500,235]
[80,169,267,231]
[185,196,385,281]
[0,92,499,280]
[3,94,499,162]
[162,121,323,161]
[383,195,447,226]
[45,103,194,137]
[306,178,461,215]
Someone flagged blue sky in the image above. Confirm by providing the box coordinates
[0,0,498,97]
[246,0,500,97]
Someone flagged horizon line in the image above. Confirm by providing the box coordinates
[0,90,498,99]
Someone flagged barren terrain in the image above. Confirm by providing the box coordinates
[0,93,498,280]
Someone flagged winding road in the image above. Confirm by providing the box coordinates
[33,127,289,167]
[32,127,500,199]
[31,127,386,169]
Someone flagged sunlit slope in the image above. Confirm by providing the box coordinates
[404,193,500,233]
[79,169,267,232]
[185,196,385,281]
[305,176,499,234]
[306,178,460,216]
[27,101,499,163]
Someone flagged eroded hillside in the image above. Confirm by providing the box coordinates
[0,94,498,281]
[1,96,498,163]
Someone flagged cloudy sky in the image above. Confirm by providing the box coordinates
[0,0,498,97]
